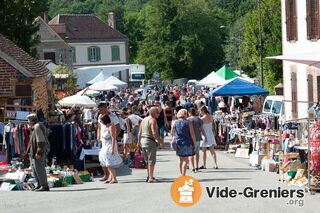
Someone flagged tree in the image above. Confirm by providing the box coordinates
[223,17,246,70]
[0,0,48,56]
[136,0,227,80]
[240,0,282,93]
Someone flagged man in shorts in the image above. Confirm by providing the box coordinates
[138,107,164,183]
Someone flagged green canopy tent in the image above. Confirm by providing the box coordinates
[215,65,239,80]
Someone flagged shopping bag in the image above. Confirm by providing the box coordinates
[134,148,146,169]
[170,137,177,151]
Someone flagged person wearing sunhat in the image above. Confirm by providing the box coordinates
[27,113,49,191]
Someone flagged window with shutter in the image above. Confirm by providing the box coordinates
[290,67,298,118]
[306,0,320,40]
[88,46,100,62]
[87,47,92,61]
[285,0,298,41]
[71,47,76,62]
[317,76,320,101]
[111,46,120,61]
[308,74,314,117]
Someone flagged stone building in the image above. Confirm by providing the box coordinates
[0,34,51,122]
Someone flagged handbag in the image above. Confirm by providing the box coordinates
[134,148,146,169]
[170,137,177,151]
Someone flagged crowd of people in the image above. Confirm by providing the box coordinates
[90,83,224,184]
[25,81,265,191]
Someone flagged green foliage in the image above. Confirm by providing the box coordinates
[0,0,48,56]
[136,0,227,80]
[53,65,77,95]
[53,65,70,74]
[47,0,283,91]
[240,0,282,92]
[66,73,77,96]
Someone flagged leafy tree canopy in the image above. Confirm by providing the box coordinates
[0,0,48,56]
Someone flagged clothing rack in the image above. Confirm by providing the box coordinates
[7,119,29,124]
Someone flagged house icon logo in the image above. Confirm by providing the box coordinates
[170,176,202,207]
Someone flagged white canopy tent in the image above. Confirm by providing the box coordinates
[76,87,100,96]
[89,82,118,91]
[233,70,255,83]
[104,76,128,87]
[197,71,226,86]
[87,71,111,85]
[58,95,97,108]
[89,76,127,91]
[76,64,130,89]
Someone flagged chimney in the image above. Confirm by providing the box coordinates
[107,12,116,29]
[43,12,49,23]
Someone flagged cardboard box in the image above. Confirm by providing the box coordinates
[249,152,265,166]
[235,148,249,159]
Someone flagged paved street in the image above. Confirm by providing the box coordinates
[0,138,319,213]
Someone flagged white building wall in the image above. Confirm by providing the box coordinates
[281,0,320,120]
[70,42,127,68]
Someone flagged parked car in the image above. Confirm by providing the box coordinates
[262,95,284,116]
[187,79,198,86]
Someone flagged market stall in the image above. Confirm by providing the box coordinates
[209,78,273,169]
[89,76,127,91]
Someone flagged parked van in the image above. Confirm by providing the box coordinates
[262,95,284,116]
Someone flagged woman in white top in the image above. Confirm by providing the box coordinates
[199,106,218,169]
[99,114,123,184]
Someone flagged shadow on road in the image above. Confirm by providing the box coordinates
[119,177,251,184]
[51,188,106,192]
[200,170,258,173]
[116,166,132,176]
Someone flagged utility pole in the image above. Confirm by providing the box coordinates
[258,0,264,87]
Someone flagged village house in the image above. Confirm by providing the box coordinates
[0,34,51,122]
[48,13,129,82]
[274,0,320,120]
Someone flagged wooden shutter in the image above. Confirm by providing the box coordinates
[307,0,320,40]
[285,0,291,41]
[285,0,298,41]
[87,47,92,61]
[71,47,76,62]
[96,47,101,61]
[307,0,312,39]
[290,69,298,118]
[316,0,320,39]
[308,74,314,116]
[112,46,120,61]
[292,0,298,41]
[317,76,320,101]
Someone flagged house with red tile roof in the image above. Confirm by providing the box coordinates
[35,16,73,69]
[0,34,51,122]
[48,13,129,82]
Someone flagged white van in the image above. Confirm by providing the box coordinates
[262,95,284,116]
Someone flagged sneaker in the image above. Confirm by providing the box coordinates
[35,186,50,192]
[147,177,159,183]
[31,185,41,191]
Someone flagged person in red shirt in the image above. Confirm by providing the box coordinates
[174,90,180,101]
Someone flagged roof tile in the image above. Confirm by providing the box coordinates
[48,14,128,42]
[0,34,49,77]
